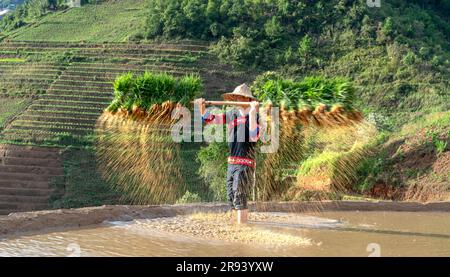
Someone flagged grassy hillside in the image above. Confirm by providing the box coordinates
[4,0,146,42]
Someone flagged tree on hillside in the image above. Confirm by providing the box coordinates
[143,0,449,70]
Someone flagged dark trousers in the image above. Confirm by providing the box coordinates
[226,164,255,210]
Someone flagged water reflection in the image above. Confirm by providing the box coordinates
[1,211,450,257]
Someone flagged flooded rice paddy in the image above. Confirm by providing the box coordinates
[1,211,450,257]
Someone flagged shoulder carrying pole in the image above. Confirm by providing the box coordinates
[191,100,260,107]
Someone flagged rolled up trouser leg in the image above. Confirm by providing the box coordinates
[232,164,254,210]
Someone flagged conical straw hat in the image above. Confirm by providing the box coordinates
[222,83,256,101]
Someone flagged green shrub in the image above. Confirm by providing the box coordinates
[427,131,448,155]
[0,0,68,32]
[381,17,394,38]
[431,55,443,67]
[354,155,386,192]
[297,143,375,193]
[403,50,417,66]
[298,34,313,61]
[128,32,144,42]
[197,141,228,201]
[210,35,258,67]
[176,191,202,204]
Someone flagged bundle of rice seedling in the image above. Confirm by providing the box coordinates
[95,72,203,204]
[95,113,184,204]
[251,74,366,201]
[106,72,203,123]
[252,74,363,127]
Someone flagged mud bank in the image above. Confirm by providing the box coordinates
[2,201,450,236]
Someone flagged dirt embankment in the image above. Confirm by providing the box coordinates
[370,127,450,202]
[2,201,450,237]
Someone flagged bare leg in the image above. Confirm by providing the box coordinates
[237,209,248,224]
[230,209,237,224]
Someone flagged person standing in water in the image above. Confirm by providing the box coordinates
[195,84,260,224]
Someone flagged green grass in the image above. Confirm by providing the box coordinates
[0,62,64,97]
[0,58,26,63]
[0,97,32,129]
[51,148,125,209]
[179,142,212,201]
[320,45,449,127]
[297,152,342,176]
[398,111,450,137]
[8,0,147,42]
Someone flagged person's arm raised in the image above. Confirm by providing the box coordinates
[195,98,226,125]
[249,101,260,142]
[194,98,206,117]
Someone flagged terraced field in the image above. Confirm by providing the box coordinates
[0,98,31,129]
[0,61,66,97]
[0,144,64,215]
[0,40,250,214]
[0,40,247,146]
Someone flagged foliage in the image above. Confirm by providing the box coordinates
[403,50,417,66]
[197,141,228,201]
[176,190,202,204]
[138,0,450,135]
[0,0,60,32]
[294,125,379,193]
[427,130,449,155]
[144,0,450,69]
[210,35,261,68]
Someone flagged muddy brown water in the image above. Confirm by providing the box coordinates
[1,211,450,257]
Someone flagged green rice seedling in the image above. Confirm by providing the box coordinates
[107,71,203,120]
[136,72,176,107]
[252,74,363,129]
[97,71,204,204]
[176,74,203,106]
[109,72,135,113]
